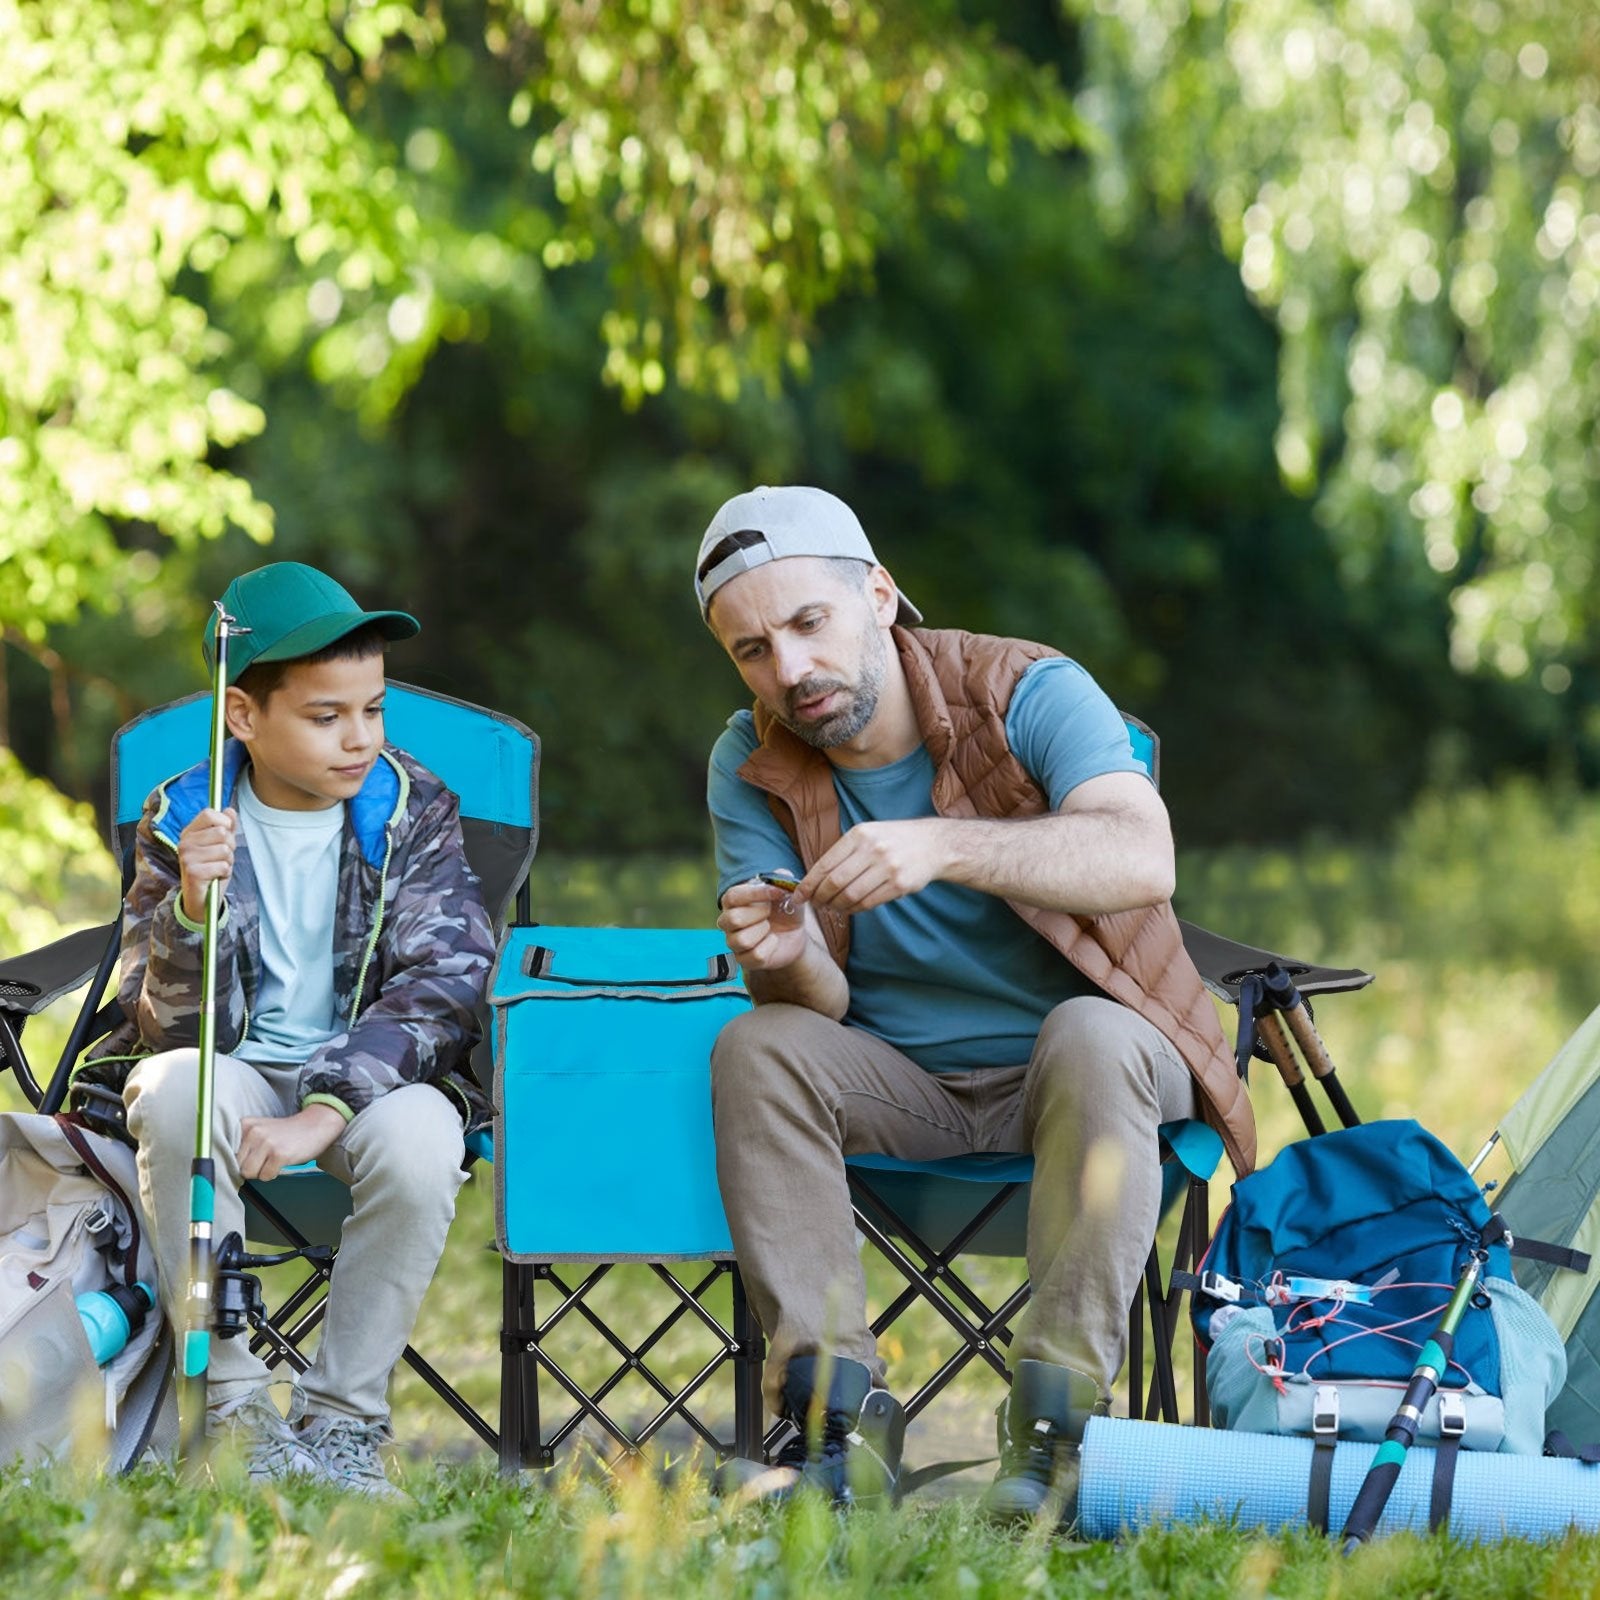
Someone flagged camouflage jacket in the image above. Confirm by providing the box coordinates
[81,740,495,1132]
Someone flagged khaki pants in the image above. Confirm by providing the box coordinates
[125,1049,467,1425]
[710,996,1197,1412]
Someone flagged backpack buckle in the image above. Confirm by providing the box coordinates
[1199,1271,1242,1303]
[1312,1385,1340,1437]
[1438,1391,1467,1439]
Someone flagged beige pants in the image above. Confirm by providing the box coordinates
[124,1049,467,1425]
[710,996,1197,1411]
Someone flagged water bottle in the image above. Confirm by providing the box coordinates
[76,1281,157,1366]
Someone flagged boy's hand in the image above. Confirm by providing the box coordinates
[238,1105,347,1182]
[178,806,238,924]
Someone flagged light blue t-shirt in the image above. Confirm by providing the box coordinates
[233,770,344,1067]
[708,657,1152,1072]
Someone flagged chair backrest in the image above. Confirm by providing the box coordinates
[1124,713,1159,789]
[109,681,539,928]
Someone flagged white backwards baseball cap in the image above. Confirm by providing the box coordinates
[693,486,923,625]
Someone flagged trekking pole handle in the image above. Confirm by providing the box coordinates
[1266,964,1362,1129]
[1254,1011,1328,1137]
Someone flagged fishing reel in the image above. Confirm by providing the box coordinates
[213,1231,335,1340]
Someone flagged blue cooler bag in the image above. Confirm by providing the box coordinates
[490,925,750,1262]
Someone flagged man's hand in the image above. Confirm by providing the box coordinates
[237,1104,347,1182]
[717,877,811,973]
[178,806,238,924]
[800,819,947,916]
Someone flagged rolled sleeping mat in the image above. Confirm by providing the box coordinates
[1078,1417,1600,1543]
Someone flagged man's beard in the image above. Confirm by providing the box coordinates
[772,623,887,749]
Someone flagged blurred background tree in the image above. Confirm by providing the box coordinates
[1,0,1595,894]
[1068,0,1600,759]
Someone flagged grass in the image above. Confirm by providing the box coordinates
[8,778,1600,1589]
[5,1458,1600,1598]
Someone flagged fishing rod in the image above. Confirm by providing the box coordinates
[1339,1244,1487,1552]
[179,601,245,1465]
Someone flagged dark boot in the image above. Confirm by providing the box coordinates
[978,1359,1103,1526]
[722,1355,905,1507]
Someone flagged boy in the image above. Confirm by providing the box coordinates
[78,562,495,1494]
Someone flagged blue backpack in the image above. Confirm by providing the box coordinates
[1191,1120,1566,1457]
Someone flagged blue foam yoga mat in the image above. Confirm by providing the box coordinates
[1079,1417,1600,1542]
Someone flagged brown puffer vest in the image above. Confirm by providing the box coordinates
[734,625,1256,1176]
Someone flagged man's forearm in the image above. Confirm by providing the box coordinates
[744,934,850,1019]
[934,808,1175,915]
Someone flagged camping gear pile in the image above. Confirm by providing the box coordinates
[1080,1003,1600,1544]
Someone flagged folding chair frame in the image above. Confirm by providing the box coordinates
[841,1167,1215,1433]
[0,681,539,1461]
[498,1258,766,1469]
[237,1179,502,1452]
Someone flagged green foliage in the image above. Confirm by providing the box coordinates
[1177,776,1600,1144]
[1070,0,1600,697]
[0,0,428,640]
[1,0,1075,638]
[0,746,115,964]
[493,0,1082,403]
[0,749,117,1102]
[5,0,1589,853]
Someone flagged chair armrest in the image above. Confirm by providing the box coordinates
[0,922,118,1017]
[1178,919,1373,1006]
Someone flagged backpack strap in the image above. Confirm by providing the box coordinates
[1306,1385,1339,1534]
[1510,1236,1592,1274]
[56,1116,142,1289]
[1545,1430,1600,1464]
[1481,1211,1591,1275]
[1427,1392,1467,1532]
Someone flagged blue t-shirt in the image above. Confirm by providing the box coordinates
[707,657,1151,1072]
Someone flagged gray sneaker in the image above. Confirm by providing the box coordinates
[298,1414,408,1501]
[207,1389,319,1482]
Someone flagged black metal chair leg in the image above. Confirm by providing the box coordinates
[500,1259,544,1472]
[731,1267,765,1461]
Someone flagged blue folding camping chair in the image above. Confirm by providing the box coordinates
[488,714,1373,1471]
[0,681,538,1455]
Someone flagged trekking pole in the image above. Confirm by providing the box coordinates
[179,602,244,1466]
[1252,1010,1327,1137]
[1338,1246,1486,1551]
[1264,964,1361,1129]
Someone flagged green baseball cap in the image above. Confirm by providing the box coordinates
[202,562,419,686]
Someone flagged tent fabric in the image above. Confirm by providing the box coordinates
[1495,1001,1600,1438]
[1498,1002,1600,1175]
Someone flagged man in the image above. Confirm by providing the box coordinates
[698,486,1253,1522]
